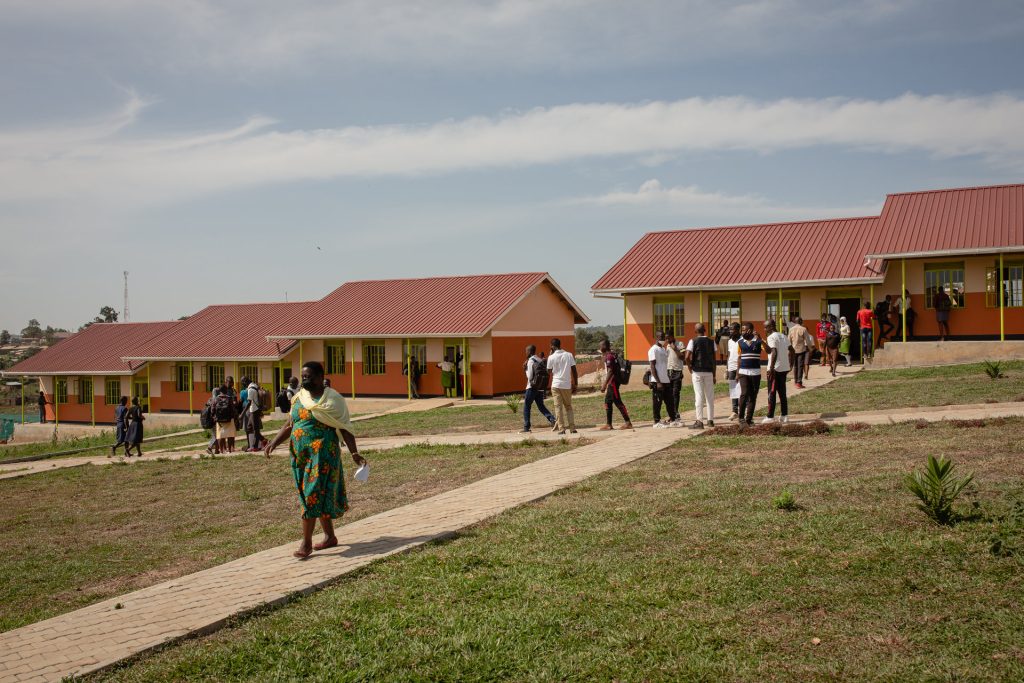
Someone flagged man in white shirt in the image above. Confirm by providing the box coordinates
[648,331,679,428]
[522,344,556,433]
[545,338,578,434]
[685,323,717,429]
[665,332,687,419]
[762,319,793,424]
[726,322,741,420]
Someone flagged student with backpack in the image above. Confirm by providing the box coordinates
[201,388,220,454]
[598,338,633,430]
[521,344,556,433]
[241,375,269,453]
[212,384,238,453]
[685,323,717,429]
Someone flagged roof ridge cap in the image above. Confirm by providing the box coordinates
[644,215,880,236]
[886,182,1024,197]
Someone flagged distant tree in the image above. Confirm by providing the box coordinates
[0,330,10,345]
[21,319,42,339]
[178,315,190,320]
[98,306,119,323]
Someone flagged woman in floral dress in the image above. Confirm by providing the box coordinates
[265,361,366,558]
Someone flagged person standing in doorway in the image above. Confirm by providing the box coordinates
[599,339,632,431]
[648,331,679,428]
[437,355,456,398]
[762,319,792,424]
[665,331,686,420]
[934,287,952,340]
[521,344,555,433]
[876,295,894,344]
[856,301,874,361]
[736,323,763,427]
[111,395,129,455]
[787,316,812,388]
[685,323,717,429]
[37,391,47,423]
[546,338,578,434]
[727,322,742,421]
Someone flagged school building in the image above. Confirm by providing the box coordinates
[592,183,1024,362]
[4,272,587,424]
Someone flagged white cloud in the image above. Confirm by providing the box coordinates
[567,179,882,220]
[1,92,1023,209]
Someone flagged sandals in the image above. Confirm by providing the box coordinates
[313,537,339,551]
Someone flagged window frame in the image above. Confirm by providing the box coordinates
[104,378,121,405]
[206,363,225,392]
[924,262,966,309]
[325,342,347,375]
[54,378,68,405]
[708,295,742,333]
[985,262,1024,308]
[765,293,801,328]
[78,377,93,404]
[237,364,259,385]
[652,298,685,338]
[402,340,427,374]
[175,365,191,393]
[362,340,386,376]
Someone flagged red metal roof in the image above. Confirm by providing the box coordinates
[868,183,1024,258]
[125,302,313,360]
[269,273,588,339]
[4,322,178,376]
[592,216,884,292]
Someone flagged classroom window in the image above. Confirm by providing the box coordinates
[709,298,741,333]
[238,365,259,384]
[175,365,191,393]
[325,343,346,374]
[362,341,386,375]
[985,263,1024,308]
[403,340,427,374]
[765,296,800,328]
[78,377,93,404]
[105,378,121,405]
[206,363,225,392]
[924,263,965,309]
[652,301,685,337]
[55,378,68,404]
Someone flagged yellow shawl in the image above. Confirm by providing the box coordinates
[295,387,355,436]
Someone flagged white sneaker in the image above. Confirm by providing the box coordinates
[669,419,685,428]
[761,417,776,424]
[653,422,668,429]
[780,416,789,424]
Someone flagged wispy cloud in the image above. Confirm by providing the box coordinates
[1,92,1023,207]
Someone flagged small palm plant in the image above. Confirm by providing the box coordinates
[905,455,974,525]
[503,393,523,414]
[983,360,1004,379]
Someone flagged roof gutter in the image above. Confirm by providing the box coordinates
[266,333,488,341]
[121,356,285,362]
[591,275,886,296]
[1,370,138,377]
[864,246,1024,260]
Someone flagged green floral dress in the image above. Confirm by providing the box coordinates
[290,399,348,520]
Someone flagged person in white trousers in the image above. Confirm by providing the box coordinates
[685,323,718,429]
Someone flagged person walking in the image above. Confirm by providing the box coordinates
[213,384,238,453]
[727,322,742,420]
[599,339,633,431]
[736,323,763,427]
[665,332,686,419]
[815,314,833,366]
[546,338,578,434]
[37,391,47,423]
[265,361,366,559]
[824,325,841,376]
[648,331,679,428]
[876,295,894,344]
[521,344,556,433]
[838,316,853,366]
[786,316,812,388]
[241,376,264,453]
[934,287,952,340]
[856,301,874,361]
[762,319,792,424]
[111,396,129,455]
[125,396,145,457]
[205,387,222,454]
[685,323,716,429]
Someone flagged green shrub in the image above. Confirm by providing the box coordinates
[904,455,974,525]
[983,360,1004,379]
[773,489,798,511]
[503,393,522,414]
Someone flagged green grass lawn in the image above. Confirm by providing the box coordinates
[784,360,1024,415]
[0,440,580,632]
[352,383,728,438]
[95,418,1024,682]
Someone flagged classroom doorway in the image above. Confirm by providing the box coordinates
[132,380,150,413]
[274,366,292,395]
[824,297,862,359]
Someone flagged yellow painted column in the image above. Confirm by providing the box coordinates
[869,283,875,354]
[299,340,303,369]
[21,378,25,424]
[147,364,151,413]
[91,378,95,427]
[188,362,194,416]
[350,340,355,399]
[999,253,1005,341]
[467,343,472,399]
[55,377,60,427]
[901,259,907,343]
[462,338,467,401]
[778,288,783,328]
[406,338,412,400]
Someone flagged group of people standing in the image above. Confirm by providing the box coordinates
[521,338,580,434]
[202,374,271,455]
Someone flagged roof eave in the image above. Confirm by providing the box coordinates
[591,275,887,296]
[865,246,1024,260]
[266,333,489,341]
[120,356,286,362]
[1,369,138,377]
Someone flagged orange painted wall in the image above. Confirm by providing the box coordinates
[155,380,206,413]
[492,284,577,333]
[490,335,578,395]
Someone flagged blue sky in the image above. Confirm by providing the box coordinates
[2,0,1023,333]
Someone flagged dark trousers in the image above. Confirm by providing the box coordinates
[668,370,684,415]
[793,351,807,384]
[604,383,631,425]
[738,373,761,424]
[523,388,555,431]
[878,317,894,341]
[766,370,788,418]
[860,328,873,357]
[39,406,46,423]
[652,382,678,423]
[245,411,263,449]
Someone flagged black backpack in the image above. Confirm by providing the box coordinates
[213,394,235,422]
[529,358,549,390]
[199,403,215,429]
[690,337,716,372]
[617,356,632,385]
[276,389,291,414]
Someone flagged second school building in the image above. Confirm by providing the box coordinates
[593,183,1024,362]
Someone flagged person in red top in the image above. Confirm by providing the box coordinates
[856,301,874,361]
[815,314,834,366]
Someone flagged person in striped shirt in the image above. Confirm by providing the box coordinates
[736,322,763,427]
